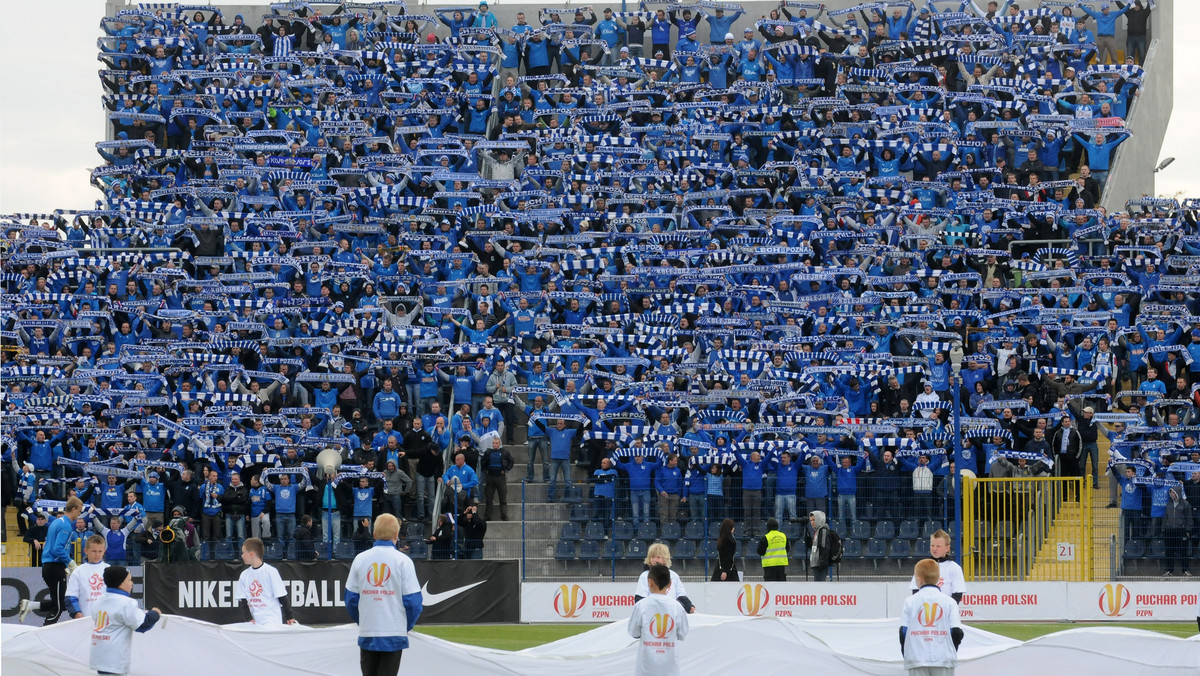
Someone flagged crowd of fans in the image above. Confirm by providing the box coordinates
[1,0,1196,572]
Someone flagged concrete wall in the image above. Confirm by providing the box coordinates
[1101,0,1173,212]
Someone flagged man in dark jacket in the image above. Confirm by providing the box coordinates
[221,472,250,542]
[406,420,440,521]
[1162,488,1192,577]
[167,469,201,525]
[480,436,514,521]
[1051,417,1085,480]
[457,501,488,559]
[294,514,317,561]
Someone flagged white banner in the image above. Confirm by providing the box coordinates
[1066,582,1200,621]
[524,580,1200,622]
[522,583,637,622]
[705,581,887,619]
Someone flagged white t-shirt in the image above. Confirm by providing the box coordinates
[345,543,421,639]
[66,561,109,618]
[900,585,962,669]
[628,593,690,676]
[909,559,966,597]
[234,562,288,625]
[89,590,149,675]
[635,569,688,605]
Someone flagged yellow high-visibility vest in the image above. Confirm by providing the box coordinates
[762,530,788,568]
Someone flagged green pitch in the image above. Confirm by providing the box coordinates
[415,622,1195,651]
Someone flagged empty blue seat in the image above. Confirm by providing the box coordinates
[708,521,723,540]
[888,539,912,559]
[214,540,237,560]
[782,521,802,540]
[579,540,601,560]
[570,503,590,522]
[635,521,657,541]
[584,521,607,540]
[701,539,720,561]
[313,541,332,559]
[922,520,944,538]
[406,540,429,559]
[897,519,919,540]
[673,539,696,560]
[561,485,583,504]
[914,538,930,557]
[560,522,582,541]
[842,539,863,559]
[264,540,285,560]
[1147,539,1166,559]
[864,538,887,559]
[661,521,682,541]
[601,540,624,559]
[334,541,357,559]
[626,539,648,560]
[1122,540,1144,559]
[405,522,426,540]
[828,519,845,536]
[874,520,896,540]
[683,520,705,541]
[555,540,577,560]
[613,521,635,541]
[851,520,872,540]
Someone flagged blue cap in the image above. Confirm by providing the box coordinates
[343,422,354,430]
[148,471,159,479]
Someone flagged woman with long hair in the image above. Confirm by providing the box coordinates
[711,518,738,582]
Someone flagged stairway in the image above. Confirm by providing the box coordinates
[1027,497,1093,581]
[1091,434,1120,579]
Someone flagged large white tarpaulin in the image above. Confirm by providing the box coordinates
[4,613,1199,675]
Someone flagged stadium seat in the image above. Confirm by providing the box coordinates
[405,522,426,540]
[851,520,872,541]
[897,520,919,540]
[874,521,896,540]
[561,485,583,504]
[578,541,601,561]
[613,521,635,541]
[635,521,657,541]
[583,521,608,541]
[1122,540,1144,559]
[406,540,429,560]
[660,521,682,541]
[213,540,237,560]
[708,521,723,540]
[741,537,761,560]
[673,539,696,560]
[922,521,944,538]
[1147,539,1166,560]
[264,540,284,560]
[569,503,590,522]
[625,539,648,560]
[700,540,720,561]
[560,522,582,542]
[842,539,863,559]
[828,519,846,536]
[601,540,624,560]
[555,540,577,561]
[781,520,802,541]
[914,538,930,557]
[683,520,705,542]
[864,538,887,560]
[888,539,912,560]
[314,541,332,559]
[334,541,356,560]
[198,542,211,561]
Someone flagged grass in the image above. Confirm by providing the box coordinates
[414,622,1195,651]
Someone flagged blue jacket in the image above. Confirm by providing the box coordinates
[653,465,683,494]
[45,514,75,564]
[617,458,660,491]
[803,460,830,499]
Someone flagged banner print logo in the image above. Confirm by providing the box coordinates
[1098,583,1131,618]
[917,602,944,627]
[736,584,769,617]
[367,562,391,587]
[552,584,586,618]
[649,612,675,639]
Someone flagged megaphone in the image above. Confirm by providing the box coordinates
[316,448,344,480]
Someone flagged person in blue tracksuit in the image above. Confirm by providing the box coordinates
[653,454,684,524]
[616,453,664,525]
[41,498,85,625]
[770,452,801,523]
[699,7,743,44]
[834,452,868,522]
[803,453,831,517]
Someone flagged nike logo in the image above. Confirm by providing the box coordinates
[421,580,485,606]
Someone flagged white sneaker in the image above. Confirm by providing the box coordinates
[17,600,32,623]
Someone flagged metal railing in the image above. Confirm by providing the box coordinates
[962,476,1093,582]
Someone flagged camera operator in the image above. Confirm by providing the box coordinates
[457,500,487,560]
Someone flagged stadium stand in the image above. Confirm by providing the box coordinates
[1,0,1196,583]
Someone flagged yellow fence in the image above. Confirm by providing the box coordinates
[962,476,1093,582]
